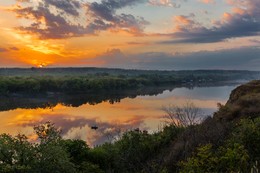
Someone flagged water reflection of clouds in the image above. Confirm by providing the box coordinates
[12,113,147,146]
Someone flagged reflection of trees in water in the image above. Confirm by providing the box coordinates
[0,82,239,112]
[0,86,174,111]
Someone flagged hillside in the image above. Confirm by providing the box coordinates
[214,80,260,121]
[164,80,260,172]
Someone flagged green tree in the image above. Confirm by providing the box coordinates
[231,118,260,162]
[33,121,61,144]
[179,143,250,173]
[0,134,35,172]
[32,122,76,173]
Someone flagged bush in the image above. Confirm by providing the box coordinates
[179,143,249,173]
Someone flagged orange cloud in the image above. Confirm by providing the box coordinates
[223,12,233,22]
[6,0,149,40]
[232,7,246,15]
[148,0,181,7]
[199,0,215,4]
[173,15,196,32]
[174,16,193,25]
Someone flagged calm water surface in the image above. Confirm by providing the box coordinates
[0,85,238,145]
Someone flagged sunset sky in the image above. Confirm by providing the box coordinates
[0,0,259,69]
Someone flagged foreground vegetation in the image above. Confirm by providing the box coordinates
[0,68,259,95]
[0,80,260,172]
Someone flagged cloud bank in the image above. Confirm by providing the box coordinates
[87,47,260,70]
[162,0,260,43]
[10,0,149,39]
[7,0,260,43]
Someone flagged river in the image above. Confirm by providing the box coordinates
[0,84,239,146]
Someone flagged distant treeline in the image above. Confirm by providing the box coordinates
[0,67,259,77]
[0,68,259,94]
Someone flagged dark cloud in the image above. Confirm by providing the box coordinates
[250,39,260,44]
[89,47,260,70]
[0,48,8,52]
[9,47,19,51]
[89,0,145,20]
[11,0,149,39]
[137,47,260,70]
[166,18,259,44]
[88,0,149,35]
[12,2,91,39]
[45,0,81,16]
[161,0,260,43]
